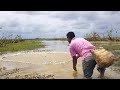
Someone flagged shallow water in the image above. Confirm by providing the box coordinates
[1,52,120,79]
[0,40,120,79]
[35,40,69,52]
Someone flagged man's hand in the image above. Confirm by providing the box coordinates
[72,56,77,71]
[73,66,77,71]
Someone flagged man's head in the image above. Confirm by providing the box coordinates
[66,32,75,43]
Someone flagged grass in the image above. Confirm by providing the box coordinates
[0,39,45,53]
[91,41,120,50]
[101,45,120,50]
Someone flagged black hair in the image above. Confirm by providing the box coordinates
[66,32,75,39]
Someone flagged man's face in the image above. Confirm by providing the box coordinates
[67,38,71,44]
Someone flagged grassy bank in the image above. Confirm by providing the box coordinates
[0,39,45,53]
[101,45,120,50]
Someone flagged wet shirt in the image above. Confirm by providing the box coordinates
[69,37,96,59]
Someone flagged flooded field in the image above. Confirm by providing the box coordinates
[0,40,120,79]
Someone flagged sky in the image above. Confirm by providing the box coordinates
[0,11,120,38]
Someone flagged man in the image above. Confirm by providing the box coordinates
[66,31,105,79]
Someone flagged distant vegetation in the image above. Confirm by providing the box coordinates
[0,39,45,53]
[39,38,67,41]
[0,30,45,53]
[0,28,120,53]
[39,29,120,42]
[0,35,24,47]
[84,29,120,41]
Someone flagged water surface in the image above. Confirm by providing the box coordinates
[35,40,69,52]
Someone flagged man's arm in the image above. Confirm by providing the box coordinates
[72,56,77,71]
[76,55,80,59]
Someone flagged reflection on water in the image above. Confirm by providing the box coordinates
[37,40,69,52]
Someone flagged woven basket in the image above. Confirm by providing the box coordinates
[91,47,115,68]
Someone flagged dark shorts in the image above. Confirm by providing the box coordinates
[82,54,105,78]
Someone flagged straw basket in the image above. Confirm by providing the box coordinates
[91,47,115,68]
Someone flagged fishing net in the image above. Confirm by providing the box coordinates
[91,47,115,68]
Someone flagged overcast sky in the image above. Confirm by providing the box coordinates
[0,11,120,38]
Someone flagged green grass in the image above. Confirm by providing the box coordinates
[91,41,120,50]
[101,45,120,50]
[0,39,45,53]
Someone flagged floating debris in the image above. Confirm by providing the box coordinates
[0,67,7,72]
[2,57,6,59]
[14,74,55,79]
[0,68,19,76]
[3,67,6,70]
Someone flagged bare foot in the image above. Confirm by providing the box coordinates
[97,75,105,79]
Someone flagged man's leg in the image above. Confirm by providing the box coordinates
[82,56,96,79]
[97,67,106,78]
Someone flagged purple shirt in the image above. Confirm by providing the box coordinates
[69,37,96,59]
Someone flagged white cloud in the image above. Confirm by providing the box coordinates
[0,11,120,38]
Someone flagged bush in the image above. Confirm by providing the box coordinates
[0,35,24,47]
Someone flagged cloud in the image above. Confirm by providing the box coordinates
[0,11,120,38]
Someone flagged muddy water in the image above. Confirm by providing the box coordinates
[34,40,69,52]
[0,52,97,79]
[0,40,120,79]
